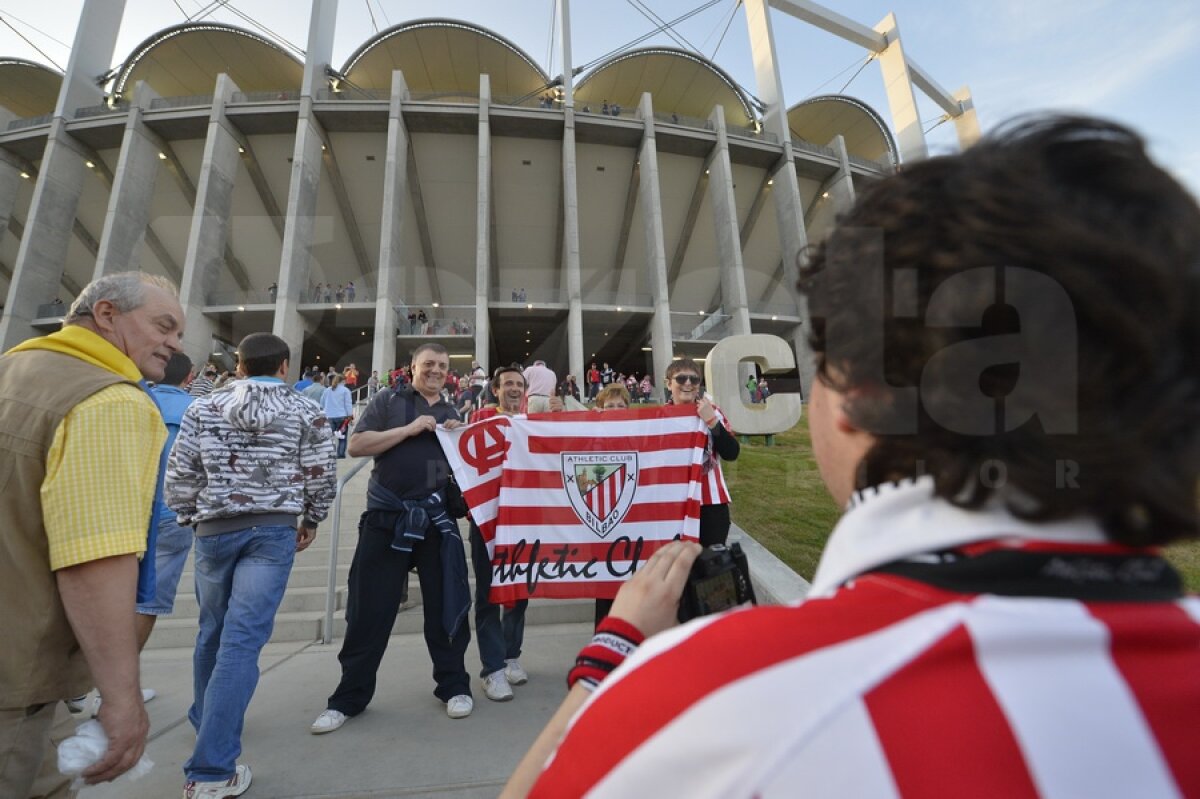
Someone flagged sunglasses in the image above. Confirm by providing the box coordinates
[672,374,702,385]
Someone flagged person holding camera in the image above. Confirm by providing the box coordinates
[502,116,1200,797]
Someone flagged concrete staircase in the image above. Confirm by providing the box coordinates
[145,459,594,651]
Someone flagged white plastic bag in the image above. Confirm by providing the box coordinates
[58,720,154,790]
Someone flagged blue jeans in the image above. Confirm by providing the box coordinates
[328,417,349,458]
[469,523,527,677]
[185,525,296,782]
[136,515,194,615]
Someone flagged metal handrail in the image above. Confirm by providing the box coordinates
[322,456,370,644]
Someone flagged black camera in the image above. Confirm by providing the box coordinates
[679,543,757,621]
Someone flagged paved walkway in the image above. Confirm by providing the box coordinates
[76,623,592,798]
[51,458,810,798]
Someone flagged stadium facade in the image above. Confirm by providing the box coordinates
[0,0,979,390]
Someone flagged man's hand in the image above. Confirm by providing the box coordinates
[83,690,149,784]
[696,396,718,427]
[548,396,565,412]
[406,414,438,436]
[609,540,702,639]
[444,419,463,430]
[297,522,317,552]
[57,554,148,785]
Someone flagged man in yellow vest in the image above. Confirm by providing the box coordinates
[0,271,184,795]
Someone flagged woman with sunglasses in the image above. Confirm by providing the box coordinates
[665,358,740,547]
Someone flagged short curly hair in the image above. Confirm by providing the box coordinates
[799,115,1200,546]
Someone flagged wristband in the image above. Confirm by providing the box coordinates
[566,616,646,691]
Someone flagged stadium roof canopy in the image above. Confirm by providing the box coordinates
[0,59,62,118]
[575,48,755,127]
[787,94,897,164]
[113,22,303,101]
[340,19,550,101]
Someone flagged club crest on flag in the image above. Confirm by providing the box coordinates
[561,452,638,539]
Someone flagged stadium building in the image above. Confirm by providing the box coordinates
[0,0,978,390]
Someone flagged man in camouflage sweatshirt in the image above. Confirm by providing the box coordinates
[166,333,336,798]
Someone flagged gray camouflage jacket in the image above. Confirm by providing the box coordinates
[166,378,337,527]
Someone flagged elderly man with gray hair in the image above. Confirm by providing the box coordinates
[0,271,184,795]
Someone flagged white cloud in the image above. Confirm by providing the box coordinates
[964,4,1198,121]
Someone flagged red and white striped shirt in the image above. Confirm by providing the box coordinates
[531,479,1200,798]
[699,404,732,506]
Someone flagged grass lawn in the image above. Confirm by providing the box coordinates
[727,423,1200,591]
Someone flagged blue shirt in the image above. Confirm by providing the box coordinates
[149,384,195,517]
[138,382,195,604]
[322,384,354,418]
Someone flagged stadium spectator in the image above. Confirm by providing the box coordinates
[167,332,335,797]
[0,272,183,794]
[189,364,217,397]
[590,383,633,628]
[667,358,739,546]
[468,366,533,702]
[134,352,197,654]
[311,343,471,733]
[523,359,557,414]
[322,374,354,459]
[505,116,1200,798]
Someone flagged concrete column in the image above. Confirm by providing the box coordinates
[742,0,790,144]
[874,13,927,163]
[2,0,128,347]
[373,71,410,376]
[774,150,816,396]
[474,75,492,374]
[273,99,325,380]
[93,83,163,279]
[953,86,981,150]
[707,106,751,337]
[55,0,126,118]
[0,120,89,349]
[0,142,22,254]
[177,75,242,364]
[827,134,856,210]
[636,94,674,385]
[272,0,339,380]
[301,0,339,98]
[557,0,575,108]
[562,107,584,383]
[741,0,816,394]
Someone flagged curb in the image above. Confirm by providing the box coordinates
[729,523,812,605]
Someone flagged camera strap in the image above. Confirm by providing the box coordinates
[869,543,1182,602]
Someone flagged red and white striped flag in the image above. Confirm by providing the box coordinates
[438,405,709,602]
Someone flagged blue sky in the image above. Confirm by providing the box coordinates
[3,0,1198,193]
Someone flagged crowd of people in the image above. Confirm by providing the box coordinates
[2,115,1198,799]
[401,309,472,336]
[306,282,359,303]
[585,361,657,403]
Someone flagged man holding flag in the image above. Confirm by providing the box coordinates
[468,365,532,702]
[311,343,472,734]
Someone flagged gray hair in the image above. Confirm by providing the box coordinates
[65,272,178,324]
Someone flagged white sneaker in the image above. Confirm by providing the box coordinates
[505,659,529,686]
[183,763,252,798]
[483,670,513,702]
[446,694,474,719]
[310,709,348,734]
[73,688,155,718]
